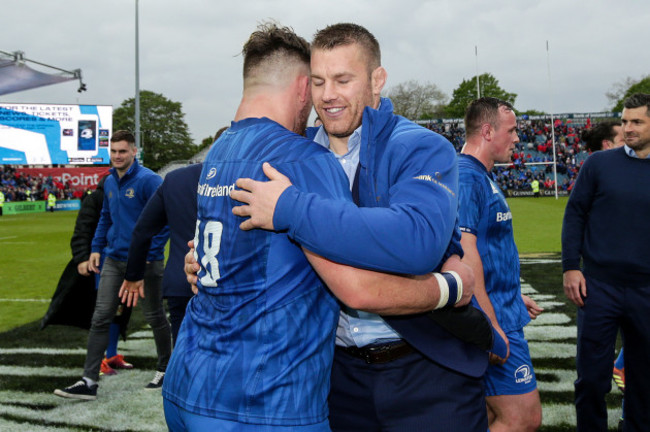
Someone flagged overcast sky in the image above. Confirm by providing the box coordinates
[2,0,648,144]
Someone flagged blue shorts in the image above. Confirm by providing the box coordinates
[484,328,537,396]
[163,398,331,432]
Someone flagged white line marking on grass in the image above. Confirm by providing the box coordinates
[534,300,567,310]
[527,313,571,326]
[525,325,576,341]
[0,298,50,303]
[519,258,561,264]
[0,348,87,355]
[529,342,576,358]
[0,236,17,240]
[0,366,79,377]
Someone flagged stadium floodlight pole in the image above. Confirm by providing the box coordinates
[546,40,558,199]
[135,0,141,158]
[475,46,480,99]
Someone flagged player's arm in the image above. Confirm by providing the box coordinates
[89,191,113,273]
[561,159,595,307]
[142,175,169,259]
[304,249,474,314]
[182,237,474,313]
[124,183,168,283]
[233,138,459,275]
[460,231,509,364]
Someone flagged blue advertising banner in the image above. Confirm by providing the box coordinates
[0,103,112,165]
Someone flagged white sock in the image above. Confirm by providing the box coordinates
[82,377,97,387]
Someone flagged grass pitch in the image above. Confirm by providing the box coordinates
[0,211,77,332]
[508,196,567,254]
[0,199,625,431]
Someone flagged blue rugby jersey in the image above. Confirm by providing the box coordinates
[162,117,351,426]
[457,154,529,332]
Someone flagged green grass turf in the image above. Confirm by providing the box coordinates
[0,199,626,431]
[508,196,568,254]
[0,211,78,332]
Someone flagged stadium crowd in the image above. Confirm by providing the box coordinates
[0,165,84,202]
[0,116,612,202]
[425,117,596,193]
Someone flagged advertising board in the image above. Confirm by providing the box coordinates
[0,103,112,165]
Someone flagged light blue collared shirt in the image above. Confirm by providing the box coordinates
[313,125,401,347]
[624,144,650,159]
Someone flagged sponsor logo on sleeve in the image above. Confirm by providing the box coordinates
[413,174,456,197]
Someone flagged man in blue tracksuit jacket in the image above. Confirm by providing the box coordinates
[55,130,171,400]
[229,23,498,431]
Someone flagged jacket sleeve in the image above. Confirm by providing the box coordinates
[141,174,170,261]
[125,183,168,280]
[561,159,595,272]
[70,190,102,264]
[274,137,459,275]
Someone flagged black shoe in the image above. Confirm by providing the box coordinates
[145,371,165,389]
[54,380,97,401]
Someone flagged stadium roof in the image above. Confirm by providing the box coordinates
[0,50,86,96]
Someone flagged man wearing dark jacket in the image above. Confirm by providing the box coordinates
[121,163,202,344]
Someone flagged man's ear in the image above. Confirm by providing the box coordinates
[481,123,493,141]
[371,66,387,97]
[297,75,311,103]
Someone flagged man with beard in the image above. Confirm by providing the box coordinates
[563,93,650,431]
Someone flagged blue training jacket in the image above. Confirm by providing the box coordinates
[274,98,496,377]
[91,159,168,262]
[275,97,462,275]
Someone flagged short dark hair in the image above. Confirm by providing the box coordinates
[213,126,228,142]
[312,23,381,71]
[110,130,135,145]
[623,93,650,116]
[242,22,310,79]
[464,97,514,138]
[583,120,621,152]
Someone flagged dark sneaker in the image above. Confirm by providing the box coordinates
[145,371,165,389]
[54,380,98,401]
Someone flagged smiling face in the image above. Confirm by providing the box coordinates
[622,106,650,157]
[310,43,385,152]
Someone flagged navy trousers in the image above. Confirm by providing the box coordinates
[575,276,650,432]
[329,347,487,432]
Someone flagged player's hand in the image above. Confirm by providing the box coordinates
[119,279,144,307]
[77,260,91,276]
[563,270,586,307]
[185,240,199,294]
[231,162,292,231]
[440,254,474,307]
[489,324,510,365]
[88,253,102,274]
[522,294,543,319]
